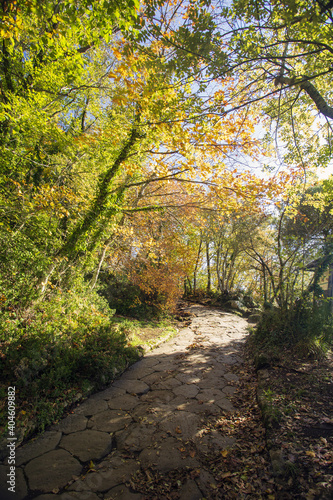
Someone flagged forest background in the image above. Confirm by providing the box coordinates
[1,0,333,442]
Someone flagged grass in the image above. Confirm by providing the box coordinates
[112,315,178,350]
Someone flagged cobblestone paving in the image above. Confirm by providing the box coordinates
[1,304,249,500]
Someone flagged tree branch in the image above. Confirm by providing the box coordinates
[275,74,333,119]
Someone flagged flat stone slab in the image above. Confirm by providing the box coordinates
[196,388,226,403]
[125,364,155,380]
[60,430,112,462]
[60,492,101,500]
[104,484,142,500]
[108,394,141,410]
[15,431,62,466]
[215,398,235,411]
[195,468,218,497]
[0,465,27,500]
[139,437,199,472]
[74,399,108,416]
[69,459,140,492]
[175,373,201,384]
[89,387,126,401]
[222,385,237,395]
[195,429,235,450]
[224,372,239,382]
[137,357,160,368]
[152,377,182,390]
[140,390,175,404]
[24,449,82,492]
[179,479,203,500]
[197,376,227,389]
[52,414,87,435]
[173,384,199,398]
[153,362,179,372]
[112,379,150,395]
[140,372,163,385]
[115,423,163,452]
[174,399,220,415]
[88,409,132,433]
[158,411,201,440]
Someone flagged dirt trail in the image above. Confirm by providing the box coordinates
[1,304,250,500]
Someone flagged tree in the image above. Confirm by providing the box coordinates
[140,0,333,170]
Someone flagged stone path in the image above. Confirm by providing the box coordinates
[0,304,249,500]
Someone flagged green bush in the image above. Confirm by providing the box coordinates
[0,281,141,437]
[254,299,333,354]
[98,272,168,319]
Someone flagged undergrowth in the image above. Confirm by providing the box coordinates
[0,281,143,447]
[253,299,333,359]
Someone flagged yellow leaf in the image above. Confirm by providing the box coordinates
[306,451,316,458]
[113,48,122,60]
[221,450,228,457]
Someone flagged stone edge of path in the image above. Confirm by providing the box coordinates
[0,324,180,463]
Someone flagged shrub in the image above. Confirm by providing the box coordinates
[254,298,333,355]
[98,271,174,319]
[0,280,141,438]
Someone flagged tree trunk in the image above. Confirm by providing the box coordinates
[206,241,211,293]
[193,236,203,295]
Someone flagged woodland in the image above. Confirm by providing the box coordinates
[0,0,333,490]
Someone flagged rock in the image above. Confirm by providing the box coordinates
[125,363,155,380]
[269,448,286,476]
[89,387,126,401]
[225,300,244,311]
[196,388,225,403]
[248,313,261,324]
[175,373,201,384]
[243,295,258,308]
[140,372,163,385]
[60,492,101,500]
[175,399,220,415]
[60,430,112,462]
[140,390,175,404]
[195,429,235,450]
[222,385,237,395]
[224,372,239,382]
[32,495,60,500]
[137,357,160,368]
[158,411,201,440]
[179,479,203,500]
[74,399,108,416]
[104,484,142,500]
[31,495,60,500]
[115,423,163,452]
[14,431,62,466]
[69,459,140,492]
[24,449,82,492]
[173,384,200,398]
[108,395,140,411]
[195,468,218,497]
[152,377,182,390]
[215,398,235,412]
[51,414,88,435]
[139,437,199,472]
[197,376,227,390]
[112,379,150,395]
[0,465,27,500]
[88,409,132,433]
